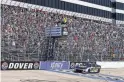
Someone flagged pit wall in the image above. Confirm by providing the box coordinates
[96,61,124,68]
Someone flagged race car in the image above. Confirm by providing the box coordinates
[74,62,101,74]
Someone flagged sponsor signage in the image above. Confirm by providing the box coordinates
[45,27,62,37]
[51,62,63,69]
[70,62,96,69]
[62,27,68,36]
[40,61,69,70]
[1,61,39,70]
[70,62,84,69]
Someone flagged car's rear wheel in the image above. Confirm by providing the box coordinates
[88,69,90,73]
[96,68,100,73]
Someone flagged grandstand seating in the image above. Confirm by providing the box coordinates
[1,4,124,61]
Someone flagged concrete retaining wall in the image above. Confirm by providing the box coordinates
[96,61,124,68]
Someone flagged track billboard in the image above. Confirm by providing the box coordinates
[40,61,70,70]
[70,62,96,69]
[1,61,39,70]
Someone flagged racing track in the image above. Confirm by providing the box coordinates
[1,69,124,82]
[51,69,124,82]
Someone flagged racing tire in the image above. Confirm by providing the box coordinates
[96,69,100,73]
[88,69,90,73]
[82,70,86,74]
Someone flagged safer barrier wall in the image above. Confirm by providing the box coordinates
[1,61,40,70]
[40,61,70,70]
[96,61,124,68]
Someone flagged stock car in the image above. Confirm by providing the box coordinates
[74,62,101,74]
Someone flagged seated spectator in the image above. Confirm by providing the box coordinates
[1,4,124,61]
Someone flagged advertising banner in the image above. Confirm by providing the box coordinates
[40,61,47,70]
[70,62,84,69]
[40,61,70,70]
[45,27,62,37]
[70,62,96,69]
[1,61,39,70]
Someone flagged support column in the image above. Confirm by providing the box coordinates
[111,0,116,25]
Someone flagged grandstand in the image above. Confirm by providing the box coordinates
[1,0,124,62]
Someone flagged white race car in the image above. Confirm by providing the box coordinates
[74,62,101,74]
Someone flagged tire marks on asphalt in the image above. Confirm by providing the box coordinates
[50,70,124,82]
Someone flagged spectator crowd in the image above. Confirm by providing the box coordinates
[1,4,124,61]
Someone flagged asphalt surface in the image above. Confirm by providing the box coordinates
[49,70,124,82]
